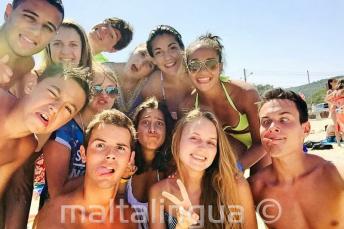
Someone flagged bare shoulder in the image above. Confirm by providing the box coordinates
[227,80,260,107]
[308,155,344,188]
[229,79,258,92]
[141,70,161,98]
[235,174,251,193]
[248,165,274,196]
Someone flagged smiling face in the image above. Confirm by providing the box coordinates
[124,45,155,79]
[187,46,222,92]
[259,99,310,157]
[178,117,218,172]
[23,76,86,134]
[89,21,121,53]
[84,123,132,188]
[3,0,62,57]
[137,108,166,152]
[88,71,118,113]
[49,26,82,66]
[151,34,183,76]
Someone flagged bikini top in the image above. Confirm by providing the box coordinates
[195,77,252,148]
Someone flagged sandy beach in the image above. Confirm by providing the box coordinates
[306,118,344,178]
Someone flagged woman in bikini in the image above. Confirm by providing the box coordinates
[141,25,193,120]
[123,97,174,229]
[103,43,155,117]
[179,33,267,173]
[149,109,257,229]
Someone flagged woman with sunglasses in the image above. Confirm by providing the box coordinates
[40,64,119,205]
[103,43,156,117]
[180,33,267,174]
[140,25,193,120]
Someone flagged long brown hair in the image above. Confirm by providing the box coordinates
[171,109,243,229]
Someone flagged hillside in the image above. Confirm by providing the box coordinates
[287,76,343,104]
[288,76,341,97]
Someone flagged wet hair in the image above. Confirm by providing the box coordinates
[185,33,224,64]
[146,25,184,57]
[171,109,242,229]
[259,88,308,124]
[38,64,92,110]
[103,17,133,51]
[84,109,136,150]
[12,0,64,19]
[132,97,174,175]
[41,20,92,70]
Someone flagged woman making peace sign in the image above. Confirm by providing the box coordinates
[149,109,257,229]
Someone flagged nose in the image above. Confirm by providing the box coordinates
[106,148,116,160]
[61,44,70,55]
[268,122,280,133]
[148,123,157,134]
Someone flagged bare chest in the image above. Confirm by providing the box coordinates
[257,179,342,228]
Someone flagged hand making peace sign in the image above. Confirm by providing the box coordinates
[162,179,199,229]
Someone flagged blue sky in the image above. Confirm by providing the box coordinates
[1,0,343,87]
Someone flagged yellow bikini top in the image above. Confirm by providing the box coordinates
[194,76,252,148]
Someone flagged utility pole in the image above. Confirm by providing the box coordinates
[243,68,247,82]
[307,70,310,84]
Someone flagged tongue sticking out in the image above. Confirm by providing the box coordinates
[96,167,115,176]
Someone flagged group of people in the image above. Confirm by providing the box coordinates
[0,1,343,229]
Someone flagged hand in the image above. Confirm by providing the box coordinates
[122,151,137,179]
[0,55,13,85]
[162,179,199,228]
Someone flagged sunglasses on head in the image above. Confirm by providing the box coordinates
[187,59,219,73]
[94,85,118,97]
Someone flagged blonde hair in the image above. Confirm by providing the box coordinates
[171,109,243,229]
[40,20,92,71]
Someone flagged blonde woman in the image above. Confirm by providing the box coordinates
[149,109,257,229]
[103,43,155,116]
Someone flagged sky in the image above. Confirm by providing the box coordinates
[1,0,343,87]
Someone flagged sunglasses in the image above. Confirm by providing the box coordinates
[187,59,219,73]
[94,85,119,97]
